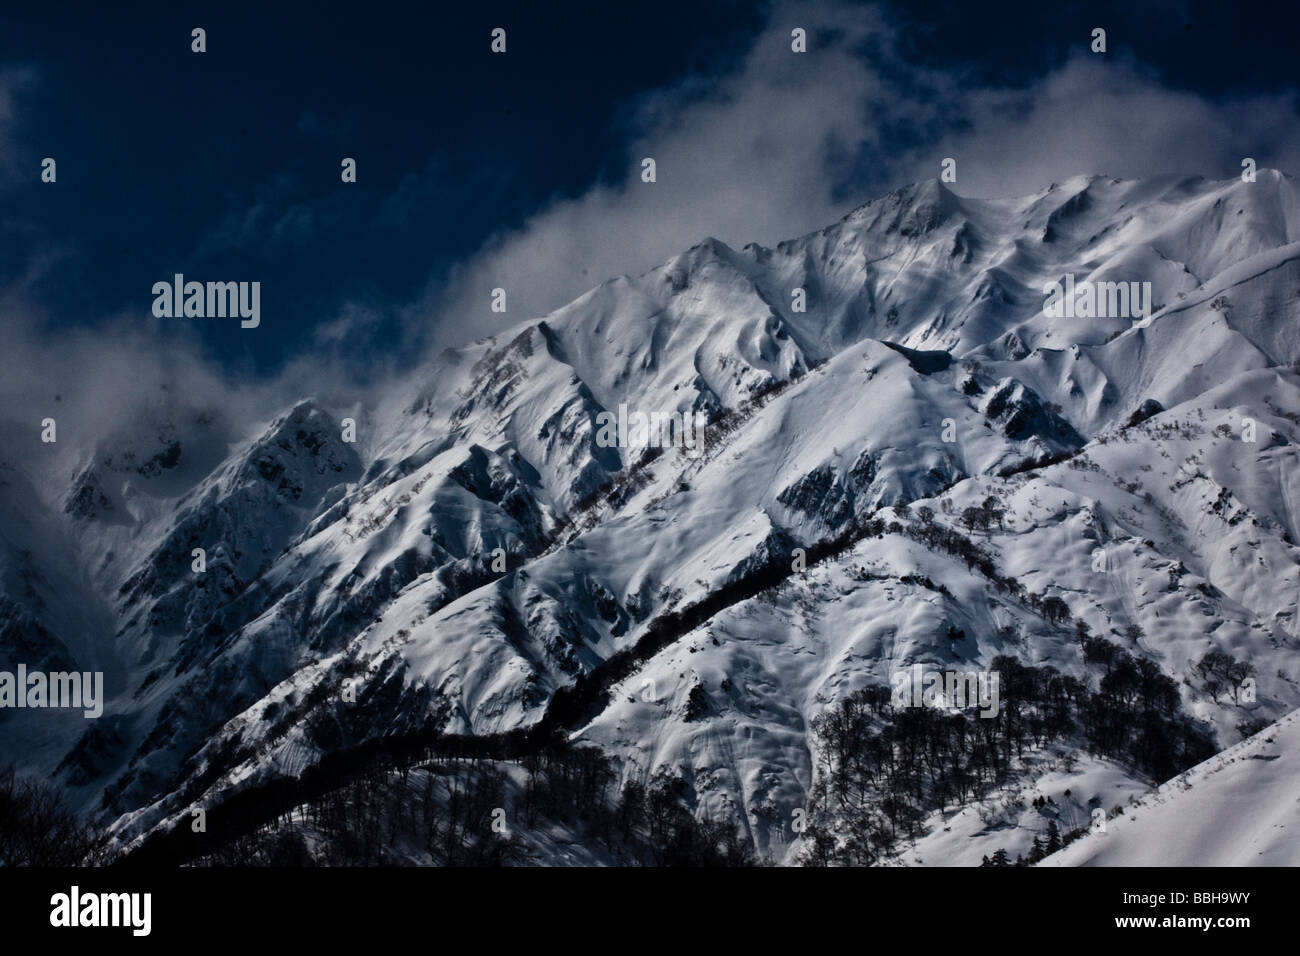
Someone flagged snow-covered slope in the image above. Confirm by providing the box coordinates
[4,170,1300,865]
[1043,708,1300,866]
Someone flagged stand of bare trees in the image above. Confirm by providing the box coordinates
[0,764,114,866]
[801,645,1215,866]
[191,738,758,867]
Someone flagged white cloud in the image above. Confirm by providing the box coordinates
[416,1,1300,348]
[920,56,1300,198]
[418,1,910,344]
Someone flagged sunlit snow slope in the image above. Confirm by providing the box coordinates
[1044,708,1300,866]
[3,171,1300,864]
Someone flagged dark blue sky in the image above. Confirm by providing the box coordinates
[1,0,1297,379]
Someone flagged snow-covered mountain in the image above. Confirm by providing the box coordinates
[4,170,1300,865]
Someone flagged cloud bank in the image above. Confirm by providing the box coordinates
[419,1,1300,346]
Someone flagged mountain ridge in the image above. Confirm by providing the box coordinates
[4,170,1300,865]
